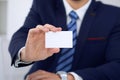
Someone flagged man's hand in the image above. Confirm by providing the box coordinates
[26,70,61,80]
[20,24,62,62]
[26,70,75,80]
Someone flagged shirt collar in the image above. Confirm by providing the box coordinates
[63,0,92,20]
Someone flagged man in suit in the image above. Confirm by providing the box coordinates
[9,0,120,80]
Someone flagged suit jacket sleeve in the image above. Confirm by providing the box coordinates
[8,0,42,66]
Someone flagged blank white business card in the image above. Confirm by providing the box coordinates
[45,31,73,48]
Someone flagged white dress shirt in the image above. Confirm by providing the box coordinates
[63,0,91,80]
[63,0,92,35]
[15,0,92,80]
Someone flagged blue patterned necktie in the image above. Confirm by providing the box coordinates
[56,11,79,72]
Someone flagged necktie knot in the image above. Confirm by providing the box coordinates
[69,11,79,20]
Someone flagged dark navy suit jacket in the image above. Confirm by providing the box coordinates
[9,0,120,80]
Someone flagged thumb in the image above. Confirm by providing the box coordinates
[49,48,60,53]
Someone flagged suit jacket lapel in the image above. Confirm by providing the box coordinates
[54,0,68,31]
[72,0,100,69]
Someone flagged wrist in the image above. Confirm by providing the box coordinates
[20,48,26,61]
[20,48,32,62]
[56,71,74,80]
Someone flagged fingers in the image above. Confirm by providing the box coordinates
[46,48,60,57]
[36,24,62,32]
[36,25,49,32]
[48,48,60,54]
[28,24,62,38]
[26,70,47,80]
[26,70,60,80]
[44,24,62,32]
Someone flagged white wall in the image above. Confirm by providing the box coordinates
[1,0,33,80]
[98,0,120,7]
[7,0,32,39]
[0,36,32,80]
[0,37,4,80]
[0,1,7,34]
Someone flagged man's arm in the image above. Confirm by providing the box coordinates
[14,47,33,67]
[8,0,60,66]
[8,0,41,66]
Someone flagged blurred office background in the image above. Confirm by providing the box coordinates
[0,0,120,80]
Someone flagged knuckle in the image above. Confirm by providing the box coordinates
[37,25,43,30]
[36,25,42,27]
[44,24,50,26]
[45,24,53,28]
[29,29,34,33]
[36,25,40,28]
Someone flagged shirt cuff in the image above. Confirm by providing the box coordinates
[14,47,32,67]
[69,72,83,80]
